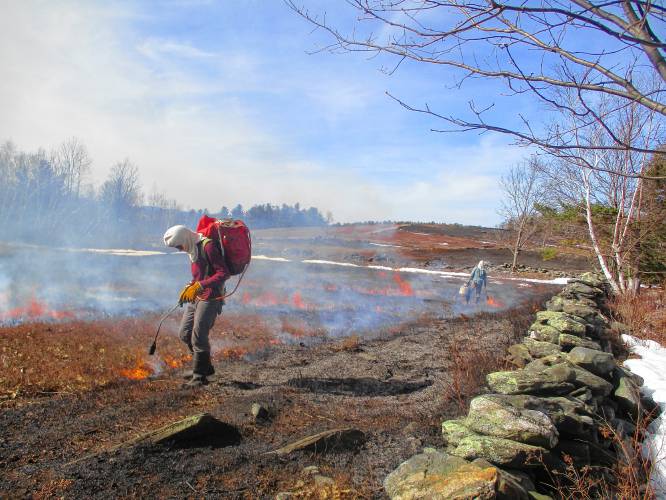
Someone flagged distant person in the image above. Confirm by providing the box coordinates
[164,225,229,387]
[466,260,488,304]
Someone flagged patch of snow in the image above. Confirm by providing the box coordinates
[302,260,361,268]
[75,248,167,257]
[253,255,291,262]
[369,242,404,248]
[479,240,495,244]
[369,226,396,234]
[367,265,394,271]
[622,334,666,497]
[438,242,449,246]
[397,267,469,278]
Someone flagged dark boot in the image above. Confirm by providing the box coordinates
[181,352,215,380]
[182,352,212,387]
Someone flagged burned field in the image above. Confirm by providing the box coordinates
[0,226,564,498]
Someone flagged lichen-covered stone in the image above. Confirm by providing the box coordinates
[568,347,616,377]
[452,435,547,469]
[562,282,604,299]
[507,343,533,368]
[523,338,562,358]
[491,393,595,440]
[535,311,587,336]
[465,395,559,448]
[472,459,532,500]
[558,334,601,351]
[525,356,613,397]
[612,365,644,388]
[529,323,561,344]
[383,450,499,499]
[442,419,477,448]
[546,296,601,323]
[613,375,641,417]
[577,272,606,289]
[487,365,576,396]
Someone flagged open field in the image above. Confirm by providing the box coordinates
[0,224,574,497]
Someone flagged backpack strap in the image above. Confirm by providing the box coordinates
[200,238,213,278]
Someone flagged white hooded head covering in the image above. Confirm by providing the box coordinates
[163,225,203,263]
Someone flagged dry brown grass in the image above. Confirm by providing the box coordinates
[543,411,657,499]
[609,288,666,344]
[442,306,535,412]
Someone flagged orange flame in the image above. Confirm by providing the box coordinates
[162,354,192,369]
[393,273,414,296]
[1,296,76,322]
[221,347,248,360]
[120,358,152,380]
[486,296,504,308]
[293,292,306,309]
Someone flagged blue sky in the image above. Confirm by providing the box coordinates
[0,0,540,224]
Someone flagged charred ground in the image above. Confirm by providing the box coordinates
[0,223,579,498]
[1,303,554,498]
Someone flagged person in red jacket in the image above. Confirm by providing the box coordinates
[164,224,229,387]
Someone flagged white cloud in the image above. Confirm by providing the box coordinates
[137,38,217,60]
[0,1,522,226]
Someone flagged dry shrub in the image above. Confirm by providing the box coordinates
[609,288,666,344]
[543,412,657,499]
[330,335,361,352]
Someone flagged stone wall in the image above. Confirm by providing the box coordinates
[383,272,659,499]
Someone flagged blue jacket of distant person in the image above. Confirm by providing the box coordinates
[468,260,487,289]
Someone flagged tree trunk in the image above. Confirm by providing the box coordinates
[511,223,524,273]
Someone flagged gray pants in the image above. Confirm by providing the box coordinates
[178,300,222,354]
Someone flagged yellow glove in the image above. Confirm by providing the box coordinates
[179,282,203,304]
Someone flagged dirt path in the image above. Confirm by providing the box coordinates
[0,300,550,499]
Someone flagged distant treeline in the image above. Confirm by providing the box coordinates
[0,139,329,248]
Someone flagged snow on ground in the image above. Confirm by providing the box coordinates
[368,242,404,248]
[253,255,291,262]
[622,334,666,498]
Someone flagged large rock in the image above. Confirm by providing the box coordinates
[472,459,533,500]
[487,365,576,396]
[122,413,241,448]
[452,434,547,469]
[612,366,644,388]
[535,311,587,337]
[525,355,613,397]
[267,428,365,456]
[558,334,601,351]
[442,419,477,448]
[523,338,562,358]
[546,296,602,324]
[568,347,616,377]
[507,343,533,368]
[383,450,501,499]
[561,282,604,300]
[613,375,642,418]
[465,395,559,448]
[529,323,561,344]
[553,440,591,467]
[577,272,606,289]
[489,394,596,440]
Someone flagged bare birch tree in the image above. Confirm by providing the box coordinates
[498,157,545,272]
[539,92,662,294]
[288,0,666,172]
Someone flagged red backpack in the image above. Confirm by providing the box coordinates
[196,215,251,276]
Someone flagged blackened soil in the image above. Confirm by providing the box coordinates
[0,294,552,499]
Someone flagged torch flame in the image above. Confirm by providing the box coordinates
[486,296,503,308]
[120,358,152,380]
